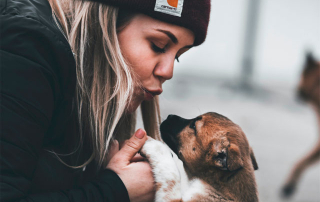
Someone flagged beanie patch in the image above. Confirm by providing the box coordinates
[154,0,184,17]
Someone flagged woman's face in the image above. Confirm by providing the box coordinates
[117,14,195,112]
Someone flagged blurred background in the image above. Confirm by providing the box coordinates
[143,0,320,201]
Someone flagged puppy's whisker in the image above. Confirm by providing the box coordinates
[159,115,167,121]
[197,107,202,114]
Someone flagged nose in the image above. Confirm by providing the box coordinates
[160,114,190,134]
[154,56,174,82]
[166,114,189,124]
[167,114,176,120]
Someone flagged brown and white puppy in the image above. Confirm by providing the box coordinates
[141,112,259,202]
[282,53,320,197]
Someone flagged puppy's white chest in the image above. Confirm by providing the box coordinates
[182,179,207,201]
[141,139,182,201]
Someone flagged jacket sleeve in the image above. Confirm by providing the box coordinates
[0,12,130,202]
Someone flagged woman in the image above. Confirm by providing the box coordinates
[0,0,210,201]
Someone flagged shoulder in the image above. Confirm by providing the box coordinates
[0,0,73,63]
[0,0,76,100]
[1,0,65,38]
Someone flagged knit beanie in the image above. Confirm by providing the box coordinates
[87,0,211,46]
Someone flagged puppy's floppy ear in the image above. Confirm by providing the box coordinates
[250,147,259,170]
[227,143,243,171]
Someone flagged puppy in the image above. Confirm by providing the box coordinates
[141,112,259,202]
[282,53,320,197]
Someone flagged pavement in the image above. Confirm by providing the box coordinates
[142,73,320,202]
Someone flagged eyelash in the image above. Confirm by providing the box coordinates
[152,43,166,53]
[151,43,180,62]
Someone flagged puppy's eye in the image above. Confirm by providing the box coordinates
[189,120,196,130]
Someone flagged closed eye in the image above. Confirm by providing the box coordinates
[151,43,166,53]
[152,43,180,62]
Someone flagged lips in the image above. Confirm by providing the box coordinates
[142,87,163,99]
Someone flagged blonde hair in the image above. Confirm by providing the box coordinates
[48,0,161,169]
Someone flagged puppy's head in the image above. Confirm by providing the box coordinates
[160,112,258,176]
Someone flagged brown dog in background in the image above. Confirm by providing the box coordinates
[141,112,259,202]
[282,53,320,197]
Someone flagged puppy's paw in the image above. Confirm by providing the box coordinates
[141,138,171,160]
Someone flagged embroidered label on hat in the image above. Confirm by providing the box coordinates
[154,0,184,17]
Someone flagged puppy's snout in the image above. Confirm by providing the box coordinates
[166,114,186,122]
[161,114,190,134]
[167,114,176,120]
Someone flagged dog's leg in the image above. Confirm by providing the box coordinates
[141,138,182,202]
[282,140,320,197]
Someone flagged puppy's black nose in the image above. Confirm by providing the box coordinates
[161,115,190,133]
[166,114,190,124]
[167,114,180,121]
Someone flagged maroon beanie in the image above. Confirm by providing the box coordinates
[87,0,211,46]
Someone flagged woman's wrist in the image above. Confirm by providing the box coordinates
[97,169,130,202]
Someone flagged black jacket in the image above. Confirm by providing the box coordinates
[0,0,130,201]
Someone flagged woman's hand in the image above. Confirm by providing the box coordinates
[106,129,155,202]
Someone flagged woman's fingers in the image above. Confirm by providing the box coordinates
[106,129,155,202]
[130,153,146,162]
[109,129,147,166]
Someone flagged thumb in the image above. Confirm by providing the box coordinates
[116,129,147,164]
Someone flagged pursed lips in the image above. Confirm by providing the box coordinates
[142,87,163,97]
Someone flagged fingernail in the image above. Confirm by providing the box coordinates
[135,129,145,139]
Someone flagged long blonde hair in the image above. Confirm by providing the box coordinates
[48,0,161,169]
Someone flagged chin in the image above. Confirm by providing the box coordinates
[127,98,143,113]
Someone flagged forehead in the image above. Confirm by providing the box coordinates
[200,112,232,126]
[126,14,194,44]
[197,114,245,144]
[199,113,242,137]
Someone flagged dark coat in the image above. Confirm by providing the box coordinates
[0,0,130,201]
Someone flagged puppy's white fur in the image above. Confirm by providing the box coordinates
[141,138,209,202]
[141,138,181,201]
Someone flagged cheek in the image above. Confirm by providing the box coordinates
[180,138,199,163]
[181,147,202,173]
[118,35,155,80]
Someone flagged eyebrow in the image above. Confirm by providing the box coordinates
[156,29,178,44]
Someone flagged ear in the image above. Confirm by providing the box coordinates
[250,147,259,170]
[306,52,316,65]
[227,143,243,171]
[305,52,318,71]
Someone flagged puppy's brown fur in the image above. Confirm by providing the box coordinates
[282,53,320,197]
[161,112,259,202]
